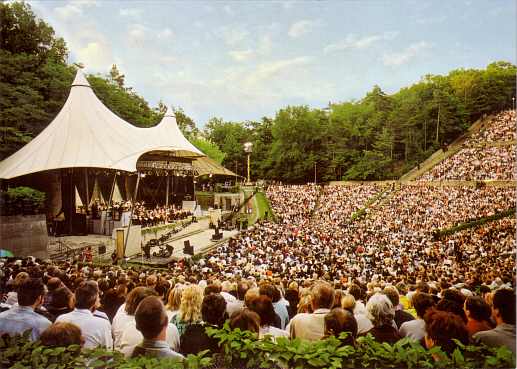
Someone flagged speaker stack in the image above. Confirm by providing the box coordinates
[211,227,223,241]
[183,240,194,255]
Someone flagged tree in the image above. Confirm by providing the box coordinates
[109,64,125,88]
[87,74,161,127]
[203,118,250,174]
[191,137,226,164]
[0,1,74,160]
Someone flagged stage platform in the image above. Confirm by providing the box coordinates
[47,216,240,266]
[128,226,239,266]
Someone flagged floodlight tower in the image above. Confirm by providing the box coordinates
[243,142,253,184]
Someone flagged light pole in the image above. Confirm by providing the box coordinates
[513,96,515,111]
[244,142,253,184]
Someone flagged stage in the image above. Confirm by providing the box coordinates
[47,216,240,266]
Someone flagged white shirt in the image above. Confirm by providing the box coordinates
[286,308,330,341]
[112,303,130,348]
[56,309,113,349]
[353,301,367,316]
[118,317,180,358]
[355,313,374,334]
[226,300,244,318]
[259,325,289,340]
[399,318,426,341]
[220,291,237,304]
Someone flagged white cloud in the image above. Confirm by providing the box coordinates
[157,28,174,40]
[258,35,273,55]
[282,1,295,10]
[223,5,235,16]
[324,31,399,53]
[288,20,317,38]
[382,41,431,66]
[228,49,255,62]
[128,24,149,45]
[159,55,177,64]
[246,56,312,86]
[55,0,98,21]
[415,15,447,25]
[76,40,113,71]
[119,8,142,18]
[216,26,249,46]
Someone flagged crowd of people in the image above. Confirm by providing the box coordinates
[2,181,513,361]
[420,146,515,181]
[420,110,516,181]
[468,110,516,145]
[0,256,514,363]
[0,111,515,365]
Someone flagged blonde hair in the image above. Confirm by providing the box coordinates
[166,283,184,311]
[341,294,356,311]
[244,287,260,308]
[298,295,313,314]
[178,284,203,322]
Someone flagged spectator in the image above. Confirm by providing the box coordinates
[165,284,185,320]
[399,293,435,342]
[324,307,358,346]
[364,293,400,344]
[383,286,415,329]
[117,287,180,357]
[40,322,84,348]
[287,282,334,341]
[473,288,516,355]
[46,287,74,322]
[0,278,51,341]
[5,272,29,306]
[259,283,286,329]
[464,296,493,336]
[226,281,248,318]
[56,281,113,349]
[229,309,260,335]
[248,295,289,339]
[171,284,203,336]
[424,309,469,356]
[180,293,227,355]
[341,294,373,335]
[131,296,184,360]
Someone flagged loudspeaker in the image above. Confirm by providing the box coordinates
[183,240,194,255]
[211,227,223,241]
[98,245,106,255]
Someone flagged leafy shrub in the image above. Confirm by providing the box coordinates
[206,322,515,369]
[0,187,46,216]
[0,331,211,369]
[0,326,514,369]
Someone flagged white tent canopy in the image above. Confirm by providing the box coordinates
[150,107,204,157]
[0,70,203,179]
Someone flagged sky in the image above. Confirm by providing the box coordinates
[29,0,515,127]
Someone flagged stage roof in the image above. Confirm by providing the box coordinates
[0,70,205,179]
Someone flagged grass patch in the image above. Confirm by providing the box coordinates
[255,192,275,221]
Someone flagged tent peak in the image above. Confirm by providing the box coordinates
[71,69,91,88]
[164,106,175,117]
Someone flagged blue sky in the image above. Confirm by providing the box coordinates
[30,0,515,126]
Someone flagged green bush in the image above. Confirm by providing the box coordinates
[433,208,515,239]
[206,323,515,369]
[0,326,514,369]
[0,186,46,215]
[0,331,211,369]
